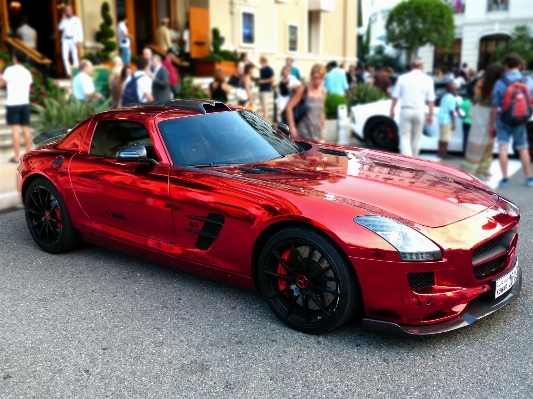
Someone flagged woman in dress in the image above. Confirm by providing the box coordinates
[460,63,504,178]
[238,63,254,108]
[209,68,230,103]
[284,64,327,141]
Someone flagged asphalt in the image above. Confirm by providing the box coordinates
[1,208,532,397]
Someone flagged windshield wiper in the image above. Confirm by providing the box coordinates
[192,162,235,168]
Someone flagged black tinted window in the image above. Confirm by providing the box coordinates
[158,111,301,166]
[90,120,155,158]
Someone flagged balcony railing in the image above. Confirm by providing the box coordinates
[487,0,509,11]
[444,0,465,14]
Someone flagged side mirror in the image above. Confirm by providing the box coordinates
[116,145,158,165]
[278,123,291,138]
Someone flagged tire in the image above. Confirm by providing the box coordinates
[24,178,80,254]
[257,227,360,334]
[364,117,399,152]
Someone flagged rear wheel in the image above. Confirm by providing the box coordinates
[364,117,399,152]
[24,178,79,254]
[258,227,359,334]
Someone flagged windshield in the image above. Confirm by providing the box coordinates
[158,110,302,166]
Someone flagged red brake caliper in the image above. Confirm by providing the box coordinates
[277,249,292,298]
[54,205,62,229]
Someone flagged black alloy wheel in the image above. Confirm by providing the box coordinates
[364,117,399,152]
[24,178,79,254]
[258,227,359,334]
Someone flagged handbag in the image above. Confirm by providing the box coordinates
[282,86,307,124]
[236,87,248,102]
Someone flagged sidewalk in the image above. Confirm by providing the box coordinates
[0,161,21,211]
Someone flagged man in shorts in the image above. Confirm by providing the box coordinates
[437,82,457,159]
[0,50,33,163]
[489,53,533,187]
[258,56,275,122]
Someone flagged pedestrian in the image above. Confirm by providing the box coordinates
[209,69,230,102]
[237,63,254,108]
[285,57,301,80]
[324,61,348,96]
[181,21,190,61]
[362,66,374,83]
[459,82,473,153]
[142,47,153,70]
[16,16,37,49]
[489,53,533,187]
[277,65,301,122]
[117,64,133,106]
[285,63,327,141]
[238,53,249,76]
[150,54,171,101]
[258,56,275,121]
[461,63,503,179]
[157,18,172,52]
[346,64,357,88]
[117,14,132,65]
[58,5,83,77]
[72,59,102,101]
[371,67,393,96]
[122,57,153,105]
[389,58,435,157]
[460,62,468,80]
[453,69,465,89]
[0,50,32,163]
[434,68,444,81]
[109,56,124,108]
[437,82,458,159]
[169,21,181,53]
[163,49,179,98]
[355,64,365,84]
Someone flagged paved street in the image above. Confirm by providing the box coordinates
[1,183,532,397]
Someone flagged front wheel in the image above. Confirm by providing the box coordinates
[24,178,79,254]
[364,117,399,152]
[258,227,360,334]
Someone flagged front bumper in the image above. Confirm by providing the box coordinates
[362,266,522,336]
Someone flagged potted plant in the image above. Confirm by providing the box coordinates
[97,1,117,67]
[195,28,238,77]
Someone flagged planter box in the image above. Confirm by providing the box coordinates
[194,60,237,78]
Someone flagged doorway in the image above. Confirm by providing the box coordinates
[478,34,510,71]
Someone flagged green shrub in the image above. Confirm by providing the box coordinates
[201,27,238,62]
[178,76,208,99]
[347,83,387,106]
[98,2,117,56]
[31,96,111,132]
[325,93,348,119]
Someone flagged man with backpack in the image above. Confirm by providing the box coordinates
[489,53,533,187]
[121,57,153,106]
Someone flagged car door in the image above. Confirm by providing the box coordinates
[69,119,175,243]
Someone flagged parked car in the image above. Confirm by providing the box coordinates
[18,100,522,335]
[350,77,532,155]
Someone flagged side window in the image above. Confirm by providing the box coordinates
[90,120,156,159]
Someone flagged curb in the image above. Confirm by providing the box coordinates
[0,191,21,211]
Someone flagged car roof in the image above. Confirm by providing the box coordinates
[116,99,232,115]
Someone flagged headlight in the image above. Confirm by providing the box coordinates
[354,216,443,262]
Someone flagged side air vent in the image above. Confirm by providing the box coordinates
[185,213,225,250]
[318,148,348,156]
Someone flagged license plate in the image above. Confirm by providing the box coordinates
[493,263,518,299]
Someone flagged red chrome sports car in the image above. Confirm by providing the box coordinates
[18,100,522,335]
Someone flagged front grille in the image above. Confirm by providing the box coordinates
[473,255,507,279]
[473,234,504,260]
[407,272,435,291]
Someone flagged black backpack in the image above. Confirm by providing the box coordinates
[121,74,143,106]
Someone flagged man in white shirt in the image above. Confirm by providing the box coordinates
[0,50,33,163]
[390,59,435,157]
[117,14,132,65]
[169,21,181,53]
[58,5,83,77]
[72,60,102,101]
[121,57,153,105]
[16,16,37,49]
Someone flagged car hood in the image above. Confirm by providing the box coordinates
[216,144,498,228]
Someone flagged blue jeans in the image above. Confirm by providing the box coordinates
[120,46,131,65]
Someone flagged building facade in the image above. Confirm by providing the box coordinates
[420,0,533,72]
[1,0,357,77]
